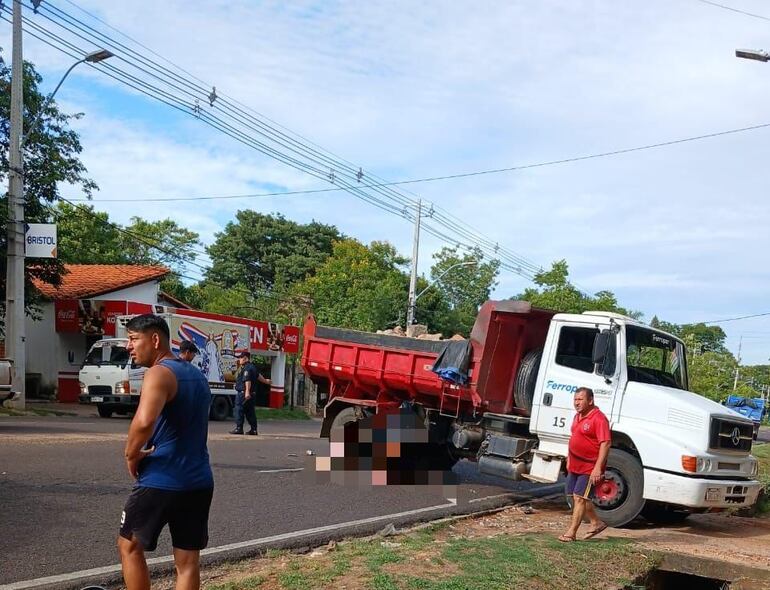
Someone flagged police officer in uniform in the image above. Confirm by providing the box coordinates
[230,351,270,435]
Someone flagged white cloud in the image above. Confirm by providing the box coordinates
[2,0,770,363]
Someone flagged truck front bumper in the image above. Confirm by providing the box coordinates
[79,394,136,406]
[644,468,762,509]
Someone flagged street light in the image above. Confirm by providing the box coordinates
[735,49,770,62]
[22,48,114,147]
[407,261,477,325]
[4,34,114,410]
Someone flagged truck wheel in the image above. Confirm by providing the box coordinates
[591,449,645,527]
[330,407,361,433]
[97,405,112,418]
[640,501,690,524]
[514,348,542,413]
[209,395,231,421]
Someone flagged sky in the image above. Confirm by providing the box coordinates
[2,0,770,364]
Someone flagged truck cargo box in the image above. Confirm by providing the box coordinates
[302,300,555,416]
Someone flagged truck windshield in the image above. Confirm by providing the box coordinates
[83,343,130,367]
[625,326,687,390]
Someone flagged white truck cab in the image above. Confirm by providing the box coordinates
[528,311,761,524]
[78,338,141,418]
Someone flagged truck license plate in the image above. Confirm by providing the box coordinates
[91,396,103,403]
[705,488,720,502]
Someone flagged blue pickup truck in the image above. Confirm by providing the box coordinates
[725,395,766,440]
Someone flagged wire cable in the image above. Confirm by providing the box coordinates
[692,0,770,22]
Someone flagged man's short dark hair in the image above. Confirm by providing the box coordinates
[575,386,594,400]
[237,351,250,359]
[179,340,198,354]
[125,314,170,340]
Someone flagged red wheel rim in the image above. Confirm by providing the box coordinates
[595,476,623,506]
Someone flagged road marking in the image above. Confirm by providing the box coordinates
[0,501,457,590]
[255,468,304,474]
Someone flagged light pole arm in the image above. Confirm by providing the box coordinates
[20,57,86,149]
[414,261,476,302]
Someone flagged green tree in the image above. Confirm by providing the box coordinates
[680,323,727,354]
[54,202,124,264]
[122,217,201,271]
[740,364,770,396]
[0,50,97,318]
[515,260,637,317]
[685,342,754,402]
[294,239,409,331]
[53,202,201,272]
[183,281,254,316]
[206,211,341,291]
[420,246,499,336]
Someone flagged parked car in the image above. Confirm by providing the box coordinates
[0,358,16,403]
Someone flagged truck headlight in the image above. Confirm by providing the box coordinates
[114,380,129,394]
[79,381,87,395]
[696,457,712,472]
[682,455,712,473]
[749,459,759,477]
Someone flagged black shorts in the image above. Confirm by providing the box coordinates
[119,487,214,551]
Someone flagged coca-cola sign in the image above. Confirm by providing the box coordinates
[54,300,79,332]
[54,299,127,335]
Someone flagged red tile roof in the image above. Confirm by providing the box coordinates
[32,264,170,300]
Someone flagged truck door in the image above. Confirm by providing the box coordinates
[534,323,619,439]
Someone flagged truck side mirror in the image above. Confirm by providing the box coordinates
[592,330,617,377]
[592,332,609,365]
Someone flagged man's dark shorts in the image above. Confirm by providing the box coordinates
[119,487,214,551]
[565,472,593,499]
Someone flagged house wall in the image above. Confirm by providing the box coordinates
[97,282,159,303]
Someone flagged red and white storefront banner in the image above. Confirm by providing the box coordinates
[55,299,128,337]
[171,308,300,354]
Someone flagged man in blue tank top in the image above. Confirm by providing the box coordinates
[118,314,214,590]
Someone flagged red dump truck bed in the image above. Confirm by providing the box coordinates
[301,300,555,416]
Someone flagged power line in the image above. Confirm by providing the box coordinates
[6,1,547,285]
[693,0,770,22]
[697,311,770,324]
[68,186,346,203]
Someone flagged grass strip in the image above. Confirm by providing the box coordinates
[202,522,658,590]
[254,408,310,421]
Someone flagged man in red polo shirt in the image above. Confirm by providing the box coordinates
[559,386,611,542]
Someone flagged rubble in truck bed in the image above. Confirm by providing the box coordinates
[376,323,465,341]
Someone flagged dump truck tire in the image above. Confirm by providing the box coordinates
[330,406,361,433]
[592,448,645,527]
[514,348,542,413]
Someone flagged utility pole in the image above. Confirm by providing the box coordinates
[406,199,421,327]
[5,0,26,409]
[732,335,743,392]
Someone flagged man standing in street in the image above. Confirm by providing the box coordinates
[118,315,214,590]
[230,351,271,435]
[559,386,611,542]
[178,340,199,363]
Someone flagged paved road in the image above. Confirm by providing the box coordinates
[757,425,769,444]
[0,410,552,587]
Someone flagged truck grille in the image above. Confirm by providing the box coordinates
[709,418,753,453]
[88,385,112,396]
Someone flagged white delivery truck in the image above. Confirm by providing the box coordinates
[79,312,251,420]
